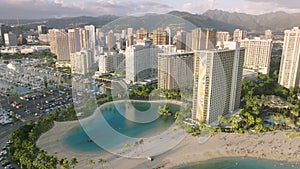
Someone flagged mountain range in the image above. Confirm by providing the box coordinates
[1,10,300,33]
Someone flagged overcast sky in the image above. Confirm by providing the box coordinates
[0,0,300,19]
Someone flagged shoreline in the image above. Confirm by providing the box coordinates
[154,132,300,169]
[37,99,300,169]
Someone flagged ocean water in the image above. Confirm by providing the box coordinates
[175,157,300,169]
[62,101,180,153]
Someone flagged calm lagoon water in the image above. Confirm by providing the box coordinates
[62,101,180,153]
[175,157,300,169]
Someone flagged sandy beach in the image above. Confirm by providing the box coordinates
[37,100,300,168]
[37,120,300,169]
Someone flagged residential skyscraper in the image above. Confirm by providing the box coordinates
[278,27,300,89]
[4,32,17,46]
[127,28,133,37]
[165,27,173,45]
[192,42,245,124]
[37,25,48,34]
[70,49,93,75]
[265,29,272,39]
[48,29,70,61]
[135,28,148,41]
[241,37,273,74]
[152,28,168,45]
[158,52,194,90]
[176,30,187,50]
[79,29,88,50]
[233,29,247,42]
[216,31,230,42]
[84,25,96,62]
[106,30,115,52]
[68,28,81,54]
[191,28,217,51]
[98,52,124,74]
[125,42,163,83]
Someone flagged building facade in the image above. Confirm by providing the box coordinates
[48,29,70,61]
[158,52,194,90]
[241,37,273,74]
[68,28,81,54]
[125,42,164,83]
[216,31,230,42]
[233,29,247,42]
[4,32,17,46]
[98,52,124,74]
[191,28,217,51]
[152,28,168,45]
[70,49,93,75]
[278,27,300,89]
[192,42,245,124]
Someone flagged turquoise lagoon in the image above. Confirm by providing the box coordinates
[175,157,300,169]
[62,101,180,153]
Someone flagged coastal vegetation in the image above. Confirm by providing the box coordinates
[8,104,77,169]
[0,51,57,60]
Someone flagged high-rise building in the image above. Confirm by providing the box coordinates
[233,29,247,42]
[192,42,245,124]
[176,30,187,50]
[106,30,115,52]
[191,28,217,51]
[241,37,273,74]
[48,29,70,61]
[152,28,168,45]
[125,42,163,83]
[126,35,134,47]
[4,32,17,46]
[79,29,88,50]
[0,24,3,46]
[216,31,230,42]
[84,25,96,49]
[185,32,192,51]
[84,25,96,62]
[127,28,133,37]
[70,49,93,75]
[158,52,194,90]
[278,27,300,89]
[95,28,105,46]
[165,27,173,45]
[37,25,48,35]
[265,29,272,39]
[135,28,148,41]
[99,52,124,74]
[68,28,81,54]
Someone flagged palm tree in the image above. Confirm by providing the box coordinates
[139,139,144,152]
[70,157,78,169]
[98,158,106,169]
[89,159,95,169]
[134,141,139,154]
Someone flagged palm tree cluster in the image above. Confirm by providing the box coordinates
[8,105,79,169]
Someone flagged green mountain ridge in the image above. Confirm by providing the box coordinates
[1,10,299,33]
[203,9,300,32]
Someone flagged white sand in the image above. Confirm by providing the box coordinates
[36,100,300,168]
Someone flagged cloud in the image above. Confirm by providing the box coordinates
[181,0,216,14]
[239,0,300,14]
[245,0,300,9]
[0,0,173,19]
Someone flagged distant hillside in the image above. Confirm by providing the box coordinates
[203,10,300,32]
[1,10,299,34]
[0,15,119,32]
[168,11,243,32]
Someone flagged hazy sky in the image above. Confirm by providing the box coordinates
[0,0,300,19]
